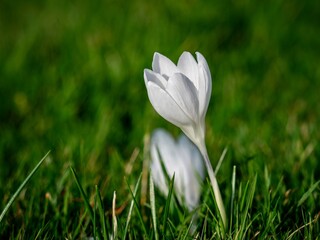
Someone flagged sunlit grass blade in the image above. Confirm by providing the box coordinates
[286,213,320,240]
[239,174,257,239]
[150,173,159,240]
[112,191,117,239]
[123,173,142,240]
[95,185,108,240]
[215,147,228,175]
[0,151,51,223]
[125,176,148,238]
[298,180,320,207]
[239,181,249,212]
[229,165,236,235]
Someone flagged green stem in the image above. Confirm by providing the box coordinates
[198,144,227,228]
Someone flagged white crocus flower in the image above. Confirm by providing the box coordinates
[144,52,226,227]
[144,51,211,149]
[150,129,204,211]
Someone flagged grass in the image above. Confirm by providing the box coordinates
[0,0,319,238]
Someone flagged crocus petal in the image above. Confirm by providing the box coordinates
[146,81,192,126]
[150,148,167,195]
[150,129,204,211]
[151,129,176,164]
[152,52,180,79]
[150,129,186,199]
[145,51,213,154]
[178,135,205,180]
[166,73,199,123]
[196,52,212,120]
[178,122,206,151]
[144,69,167,89]
[177,136,204,210]
[150,129,176,195]
[185,174,202,210]
[177,52,199,90]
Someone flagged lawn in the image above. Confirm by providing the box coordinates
[0,0,319,239]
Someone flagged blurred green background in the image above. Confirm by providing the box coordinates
[0,0,319,236]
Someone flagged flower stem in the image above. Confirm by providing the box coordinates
[199,144,227,228]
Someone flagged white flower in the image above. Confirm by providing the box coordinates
[144,51,226,227]
[144,51,212,149]
[150,128,204,211]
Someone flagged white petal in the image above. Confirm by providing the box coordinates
[150,152,168,195]
[179,125,197,148]
[166,73,199,123]
[146,81,192,126]
[151,129,176,161]
[152,52,180,79]
[150,129,184,197]
[177,135,204,210]
[144,69,167,89]
[177,52,199,90]
[196,52,212,120]
[150,129,176,195]
[185,173,202,210]
[178,135,205,180]
[150,129,203,211]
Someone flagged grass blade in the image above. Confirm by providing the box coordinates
[239,174,257,239]
[150,173,159,240]
[125,177,148,238]
[69,166,94,221]
[94,191,97,239]
[0,151,51,223]
[112,191,117,239]
[215,147,228,175]
[298,180,320,207]
[229,165,236,235]
[162,173,175,239]
[123,174,142,240]
[70,166,103,239]
[95,185,108,240]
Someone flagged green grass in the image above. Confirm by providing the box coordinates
[0,0,319,238]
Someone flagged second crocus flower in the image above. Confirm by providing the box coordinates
[150,128,204,211]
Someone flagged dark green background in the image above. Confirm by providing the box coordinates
[0,0,319,237]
